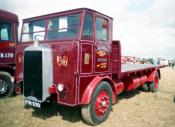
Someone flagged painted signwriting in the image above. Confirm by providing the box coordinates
[96,51,108,69]
[97,51,106,57]
[0,53,14,58]
[97,63,107,68]
[57,55,68,67]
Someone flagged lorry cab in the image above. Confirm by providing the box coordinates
[16,8,114,104]
[0,10,18,97]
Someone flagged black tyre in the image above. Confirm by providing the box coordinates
[0,72,14,98]
[140,83,149,92]
[149,72,159,92]
[81,81,112,125]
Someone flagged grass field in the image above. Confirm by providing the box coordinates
[0,67,175,127]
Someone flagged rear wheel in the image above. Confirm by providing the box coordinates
[81,81,112,125]
[149,72,159,92]
[140,83,149,92]
[0,72,14,98]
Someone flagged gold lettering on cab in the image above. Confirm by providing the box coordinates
[97,63,107,68]
[97,51,106,57]
[57,55,68,67]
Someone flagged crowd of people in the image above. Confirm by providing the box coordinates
[121,56,175,69]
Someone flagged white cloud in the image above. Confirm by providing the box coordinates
[115,0,175,58]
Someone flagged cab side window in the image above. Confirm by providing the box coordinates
[95,17,108,41]
[82,12,93,40]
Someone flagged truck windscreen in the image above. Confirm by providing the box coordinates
[0,22,12,42]
[21,13,80,42]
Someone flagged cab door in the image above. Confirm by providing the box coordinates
[94,16,110,73]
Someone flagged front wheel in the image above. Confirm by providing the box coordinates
[81,81,112,125]
[0,72,14,98]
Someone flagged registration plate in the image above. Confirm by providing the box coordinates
[24,99,41,108]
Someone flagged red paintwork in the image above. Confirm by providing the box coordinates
[0,10,18,23]
[81,75,116,104]
[15,85,21,94]
[111,41,121,76]
[16,8,162,106]
[0,10,18,79]
[52,41,79,105]
[81,76,110,104]
[48,85,57,94]
[0,42,15,47]
[0,47,15,64]
[154,76,159,89]
[147,68,158,82]
[15,43,31,83]
[94,90,110,116]
[115,82,124,94]
[81,42,93,74]
[123,74,148,91]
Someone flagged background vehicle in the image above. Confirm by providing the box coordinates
[16,8,163,125]
[0,10,18,97]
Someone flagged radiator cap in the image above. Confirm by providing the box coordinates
[33,40,39,46]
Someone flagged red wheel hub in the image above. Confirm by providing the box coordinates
[154,77,159,89]
[94,90,110,116]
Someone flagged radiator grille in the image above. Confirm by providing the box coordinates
[24,51,43,100]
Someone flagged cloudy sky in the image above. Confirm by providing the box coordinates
[0,0,175,58]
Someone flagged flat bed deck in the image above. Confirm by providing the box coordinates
[122,64,157,73]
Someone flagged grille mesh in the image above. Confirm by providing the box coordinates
[24,51,43,100]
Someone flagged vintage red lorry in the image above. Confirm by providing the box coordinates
[0,10,19,97]
[16,8,162,125]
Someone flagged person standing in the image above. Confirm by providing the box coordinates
[172,61,175,69]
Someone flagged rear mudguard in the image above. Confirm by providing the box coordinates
[147,68,160,81]
[81,75,117,104]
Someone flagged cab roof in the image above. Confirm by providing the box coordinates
[23,8,113,22]
[0,9,18,23]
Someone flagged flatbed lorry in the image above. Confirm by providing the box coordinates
[15,8,162,125]
[0,10,19,97]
